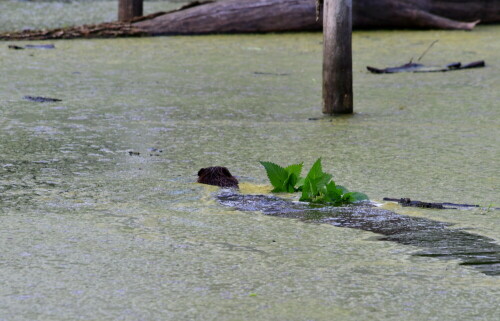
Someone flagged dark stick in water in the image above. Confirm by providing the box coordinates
[383,197,481,209]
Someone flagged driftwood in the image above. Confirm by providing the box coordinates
[8,44,55,50]
[367,60,486,73]
[23,96,62,103]
[1,0,500,40]
[382,197,499,209]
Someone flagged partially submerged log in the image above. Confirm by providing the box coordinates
[1,0,500,40]
[383,197,500,210]
[217,192,500,275]
[383,197,478,209]
[367,60,486,73]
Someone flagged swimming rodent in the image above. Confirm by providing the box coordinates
[197,166,239,188]
[195,166,500,275]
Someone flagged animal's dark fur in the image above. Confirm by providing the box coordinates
[197,166,239,188]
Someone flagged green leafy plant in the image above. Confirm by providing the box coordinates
[259,161,303,193]
[260,158,369,206]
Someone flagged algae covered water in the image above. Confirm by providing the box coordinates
[1,3,500,320]
[0,0,188,33]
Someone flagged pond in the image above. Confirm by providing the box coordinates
[0,1,499,320]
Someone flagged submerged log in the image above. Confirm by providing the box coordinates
[367,60,486,73]
[383,197,500,210]
[217,192,500,276]
[1,0,500,40]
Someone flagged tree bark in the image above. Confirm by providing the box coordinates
[118,0,144,22]
[322,0,353,115]
[134,0,320,35]
[1,0,499,40]
[134,0,497,35]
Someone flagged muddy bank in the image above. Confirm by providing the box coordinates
[218,192,500,276]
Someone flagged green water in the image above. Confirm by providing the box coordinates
[0,0,189,32]
[1,2,500,320]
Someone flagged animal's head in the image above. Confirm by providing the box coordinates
[197,166,239,188]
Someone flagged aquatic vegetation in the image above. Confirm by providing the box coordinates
[260,158,369,205]
[259,161,303,193]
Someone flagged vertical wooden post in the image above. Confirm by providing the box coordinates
[322,0,353,114]
[118,0,143,22]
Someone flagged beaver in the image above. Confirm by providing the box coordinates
[197,166,239,188]
[195,167,500,275]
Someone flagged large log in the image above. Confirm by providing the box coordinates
[135,0,499,35]
[1,0,499,40]
[134,0,321,35]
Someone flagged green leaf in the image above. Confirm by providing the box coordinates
[300,159,332,201]
[299,179,312,201]
[325,181,342,202]
[306,159,332,190]
[261,161,304,192]
[343,192,369,203]
[285,163,303,179]
[283,172,298,193]
[335,185,349,194]
[307,158,324,180]
[260,161,289,192]
[316,173,332,190]
[295,177,305,191]
[300,176,317,202]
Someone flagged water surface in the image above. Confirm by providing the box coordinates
[0,0,189,32]
[0,7,499,321]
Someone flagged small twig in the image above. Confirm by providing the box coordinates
[417,40,439,62]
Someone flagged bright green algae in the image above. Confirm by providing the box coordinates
[0,14,499,321]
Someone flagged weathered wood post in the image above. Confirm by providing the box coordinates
[118,0,143,21]
[322,0,353,114]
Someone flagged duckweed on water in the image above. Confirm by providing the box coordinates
[0,6,499,318]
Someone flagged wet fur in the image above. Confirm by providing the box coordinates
[197,166,239,188]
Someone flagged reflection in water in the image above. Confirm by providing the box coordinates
[218,192,500,276]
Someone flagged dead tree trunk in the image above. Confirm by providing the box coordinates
[322,0,353,115]
[118,0,143,22]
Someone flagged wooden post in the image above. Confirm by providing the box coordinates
[118,0,143,22]
[322,0,353,114]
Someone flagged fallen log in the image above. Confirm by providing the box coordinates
[218,192,500,275]
[1,0,499,40]
[367,60,486,73]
